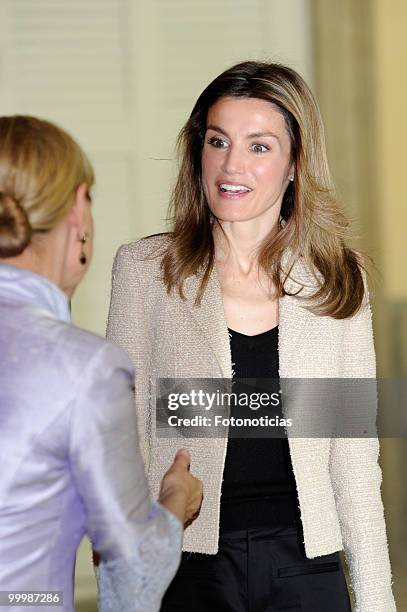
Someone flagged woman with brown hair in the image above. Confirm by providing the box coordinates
[107,61,395,611]
[0,115,202,612]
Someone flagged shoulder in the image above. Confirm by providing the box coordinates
[62,322,132,367]
[281,252,322,298]
[42,320,134,380]
[112,233,172,283]
[117,233,171,262]
[282,251,369,310]
[0,310,133,415]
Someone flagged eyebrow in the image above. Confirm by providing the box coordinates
[206,124,279,140]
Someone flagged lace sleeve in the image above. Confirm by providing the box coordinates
[97,502,182,612]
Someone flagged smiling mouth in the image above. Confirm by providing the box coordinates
[219,183,252,193]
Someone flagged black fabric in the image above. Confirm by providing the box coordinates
[160,326,352,611]
[160,526,352,612]
[220,326,301,531]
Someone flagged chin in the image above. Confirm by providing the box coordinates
[213,212,248,223]
[213,210,263,224]
[209,204,251,223]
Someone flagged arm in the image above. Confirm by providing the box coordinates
[329,293,396,612]
[106,244,153,467]
[70,342,182,612]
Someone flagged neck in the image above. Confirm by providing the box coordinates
[213,217,279,276]
[0,226,73,298]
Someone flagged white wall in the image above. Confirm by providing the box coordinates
[371,0,407,301]
[0,0,313,603]
[77,0,315,336]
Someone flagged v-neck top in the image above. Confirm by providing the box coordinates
[219,326,301,531]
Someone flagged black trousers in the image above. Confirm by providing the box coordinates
[161,526,351,612]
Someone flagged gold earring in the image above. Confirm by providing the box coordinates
[79,233,88,265]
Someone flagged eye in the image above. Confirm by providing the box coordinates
[251,143,270,153]
[207,136,229,149]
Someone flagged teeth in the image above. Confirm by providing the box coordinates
[219,183,251,193]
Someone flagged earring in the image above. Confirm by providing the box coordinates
[289,175,294,182]
[79,232,88,265]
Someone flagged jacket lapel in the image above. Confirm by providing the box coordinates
[182,257,316,379]
[278,292,313,377]
[182,268,233,379]
[278,257,317,377]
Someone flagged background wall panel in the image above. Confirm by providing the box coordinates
[0,1,313,606]
[312,2,407,608]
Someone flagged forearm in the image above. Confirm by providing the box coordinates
[330,437,396,612]
[97,502,182,612]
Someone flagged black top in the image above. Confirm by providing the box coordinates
[219,326,301,531]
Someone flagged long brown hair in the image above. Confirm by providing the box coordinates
[161,61,366,318]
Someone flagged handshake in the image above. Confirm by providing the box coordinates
[158,449,203,529]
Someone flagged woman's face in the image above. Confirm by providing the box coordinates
[201,97,294,227]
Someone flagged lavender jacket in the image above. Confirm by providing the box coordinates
[0,264,181,612]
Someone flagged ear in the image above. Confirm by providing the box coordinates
[288,162,295,180]
[67,183,89,239]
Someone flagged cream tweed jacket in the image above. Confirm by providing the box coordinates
[106,235,396,612]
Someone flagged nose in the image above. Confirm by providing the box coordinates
[222,145,245,175]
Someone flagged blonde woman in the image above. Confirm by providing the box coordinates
[0,116,202,612]
[107,62,395,611]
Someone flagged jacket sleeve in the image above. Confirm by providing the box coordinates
[106,244,153,467]
[329,291,396,612]
[70,341,182,612]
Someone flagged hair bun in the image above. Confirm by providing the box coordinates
[0,192,32,257]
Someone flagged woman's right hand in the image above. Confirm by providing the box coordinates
[158,448,203,528]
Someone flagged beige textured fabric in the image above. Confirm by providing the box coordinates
[106,234,396,612]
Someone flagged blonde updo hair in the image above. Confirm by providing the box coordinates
[0,115,94,258]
